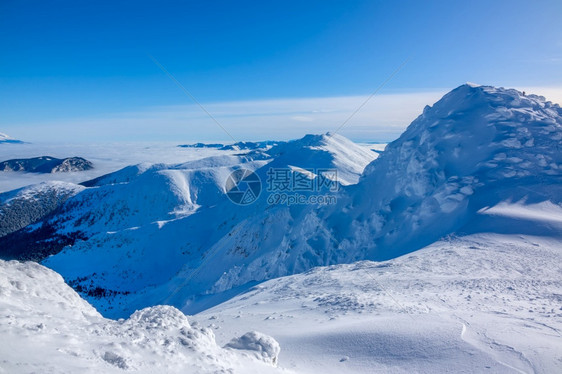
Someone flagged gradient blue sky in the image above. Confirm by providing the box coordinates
[1,0,561,142]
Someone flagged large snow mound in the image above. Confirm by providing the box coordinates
[0,259,286,373]
[348,83,562,258]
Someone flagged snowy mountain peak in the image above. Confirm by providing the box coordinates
[464,81,481,87]
[363,84,562,181]
[265,132,377,185]
[291,132,349,146]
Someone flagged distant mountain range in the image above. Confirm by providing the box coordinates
[178,140,282,151]
[0,156,93,173]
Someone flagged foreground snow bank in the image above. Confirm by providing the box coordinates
[0,260,284,373]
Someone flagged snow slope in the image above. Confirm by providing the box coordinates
[0,181,84,239]
[0,259,287,373]
[194,233,562,374]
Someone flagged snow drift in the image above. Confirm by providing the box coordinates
[0,259,284,373]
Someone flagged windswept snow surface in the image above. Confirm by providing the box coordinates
[195,233,562,374]
[0,260,286,373]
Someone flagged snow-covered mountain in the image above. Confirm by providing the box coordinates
[0,134,376,316]
[0,154,270,261]
[160,83,560,313]
[34,134,376,316]
[265,133,376,185]
[0,259,285,373]
[1,84,560,322]
[0,132,23,144]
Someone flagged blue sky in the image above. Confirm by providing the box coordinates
[1,0,561,142]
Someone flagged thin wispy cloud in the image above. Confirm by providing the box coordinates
[11,91,447,143]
